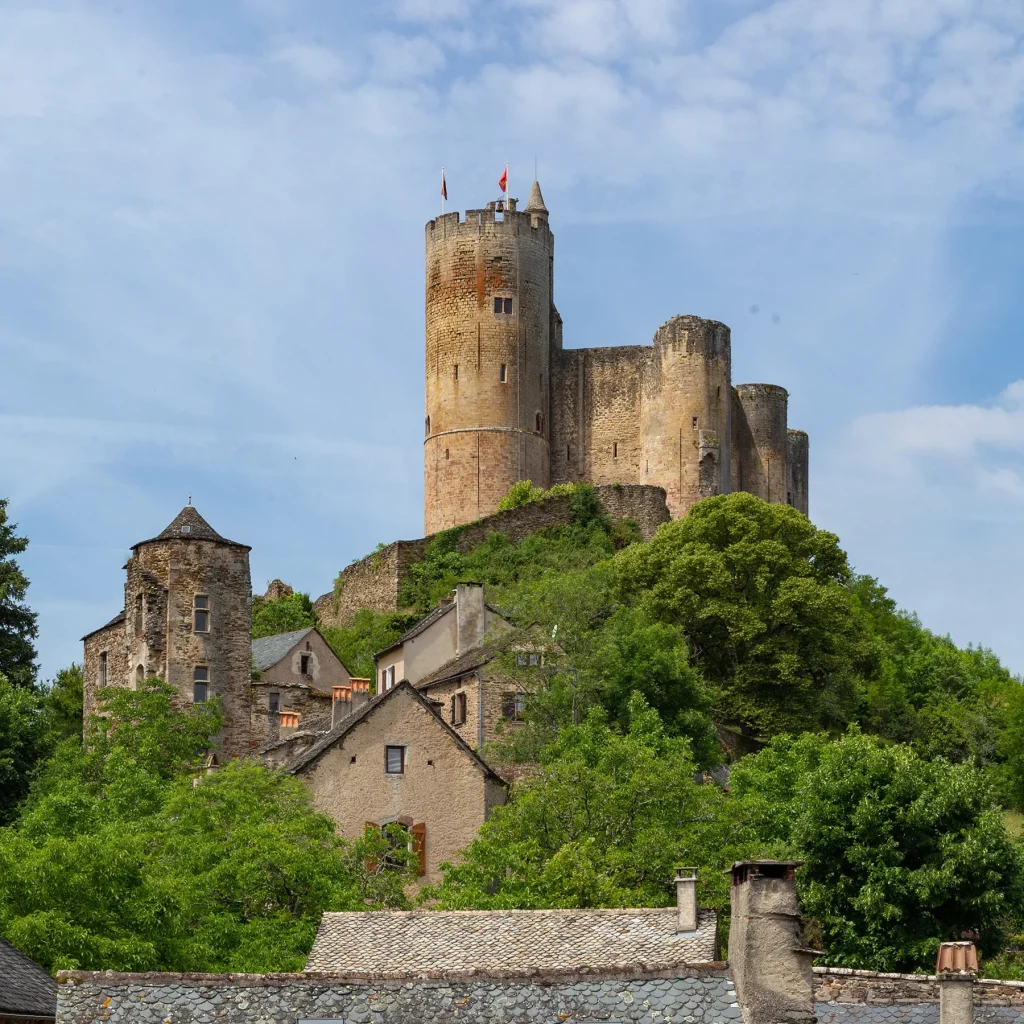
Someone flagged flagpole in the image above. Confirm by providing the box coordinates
[441,167,445,215]
[506,161,510,212]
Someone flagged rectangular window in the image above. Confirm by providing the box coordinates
[385,745,405,774]
[99,651,108,687]
[387,665,395,690]
[300,653,311,675]
[194,595,209,633]
[692,416,698,429]
[193,666,209,703]
[269,692,279,712]
[134,593,143,633]
[501,692,525,721]
[493,297,502,314]
[453,363,459,380]
[529,653,540,666]
[503,297,513,314]
[499,363,507,383]
[451,691,467,726]
[613,441,618,458]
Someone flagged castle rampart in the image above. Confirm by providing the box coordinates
[423,184,810,531]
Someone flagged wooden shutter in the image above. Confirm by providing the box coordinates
[501,692,516,719]
[411,822,426,876]
[364,822,380,873]
[450,694,456,724]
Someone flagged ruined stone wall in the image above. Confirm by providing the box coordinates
[424,205,554,534]
[56,966,738,1024]
[82,618,128,727]
[315,485,670,628]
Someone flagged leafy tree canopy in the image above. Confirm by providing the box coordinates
[321,608,420,682]
[0,681,412,972]
[252,590,316,640]
[0,499,38,687]
[730,729,1024,971]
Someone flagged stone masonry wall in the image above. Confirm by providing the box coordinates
[56,966,738,1024]
[814,967,1024,1007]
[315,484,670,628]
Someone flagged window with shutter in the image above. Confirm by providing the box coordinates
[411,822,426,876]
[501,692,516,719]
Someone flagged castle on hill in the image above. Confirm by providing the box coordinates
[423,180,808,533]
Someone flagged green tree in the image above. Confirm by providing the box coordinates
[0,672,44,825]
[426,695,739,912]
[321,608,420,682]
[0,681,413,972]
[252,591,316,640]
[0,499,38,687]
[730,729,1024,970]
[40,663,84,750]
[614,492,870,738]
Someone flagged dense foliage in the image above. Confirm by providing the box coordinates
[251,590,316,640]
[0,683,413,972]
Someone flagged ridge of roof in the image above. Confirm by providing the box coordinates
[133,506,250,550]
[415,645,496,689]
[285,681,506,786]
[0,935,57,1017]
[375,601,454,658]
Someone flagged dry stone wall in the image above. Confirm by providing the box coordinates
[315,485,670,628]
[56,967,738,1024]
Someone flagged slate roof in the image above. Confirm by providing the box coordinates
[285,681,506,787]
[415,645,496,689]
[0,935,57,1019]
[376,602,454,657]
[251,627,317,672]
[80,609,126,642]
[133,506,250,550]
[305,907,718,976]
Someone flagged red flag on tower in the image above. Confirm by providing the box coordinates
[441,169,447,200]
[498,165,508,193]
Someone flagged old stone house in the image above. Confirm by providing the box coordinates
[280,680,507,885]
[374,582,535,749]
[0,935,56,1023]
[250,626,362,749]
[58,860,1000,1024]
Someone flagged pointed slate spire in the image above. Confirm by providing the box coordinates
[132,506,250,549]
[524,179,548,214]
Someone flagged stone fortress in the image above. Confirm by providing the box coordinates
[423,180,809,534]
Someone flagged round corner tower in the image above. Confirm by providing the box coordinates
[125,505,253,757]
[731,384,789,504]
[640,315,732,517]
[424,183,555,533]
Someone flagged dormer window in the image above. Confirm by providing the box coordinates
[181,524,191,534]
[194,595,209,633]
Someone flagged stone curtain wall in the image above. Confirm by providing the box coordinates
[56,968,737,1024]
[315,485,671,628]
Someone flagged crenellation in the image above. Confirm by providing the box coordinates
[424,186,809,531]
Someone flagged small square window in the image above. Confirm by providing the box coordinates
[499,364,507,383]
[529,653,540,666]
[181,524,191,534]
[503,297,513,314]
[386,745,405,774]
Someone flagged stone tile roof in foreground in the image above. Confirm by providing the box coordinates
[0,934,56,1019]
[306,907,719,977]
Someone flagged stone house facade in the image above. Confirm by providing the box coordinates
[284,681,508,885]
[250,626,360,750]
[81,505,254,758]
[58,860,1004,1024]
[423,183,810,533]
[374,583,533,749]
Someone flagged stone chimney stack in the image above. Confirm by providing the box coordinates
[675,868,698,932]
[728,861,815,1024]
[279,710,301,738]
[456,583,487,654]
[936,942,977,1024]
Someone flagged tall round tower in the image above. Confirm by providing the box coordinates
[424,182,554,533]
[731,384,789,504]
[640,315,732,517]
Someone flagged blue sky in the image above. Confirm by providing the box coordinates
[3,0,1024,679]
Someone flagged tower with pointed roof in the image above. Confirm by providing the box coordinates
[81,505,254,757]
[423,181,558,533]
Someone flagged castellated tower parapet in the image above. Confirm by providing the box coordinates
[424,197,555,533]
[422,181,809,530]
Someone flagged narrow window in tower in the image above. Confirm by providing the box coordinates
[566,445,570,461]
[535,412,542,432]
[500,364,507,383]
[194,595,209,633]
[646,460,649,474]
[503,298,513,314]
[613,442,618,458]
[134,593,143,633]
[453,364,459,380]
[425,416,430,436]
[692,416,698,430]
[717,386,721,400]
[99,651,108,687]
[493,297,502,314]
[193,666,209,703]
[445,448,450,460]
[136,664,144,685]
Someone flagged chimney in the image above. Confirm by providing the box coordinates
[675,867,698,932]
[728,861,815,1024]
[456,583,486,654]
[279,710,301,737]
[331,685,352,728]
[350,678,371,708]
[936,942,977,1024]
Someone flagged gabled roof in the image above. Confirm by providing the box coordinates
[415,645,496,689]
[0,935,56,1019]
[305,907,718,976]
[376,601,454,658]
[251,627,317,672]
[133,506,250,550]
[285,681,506,786]
[80,609,126,642]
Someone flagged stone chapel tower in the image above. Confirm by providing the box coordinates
[423,182,556,533]
[82,505,253,758]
